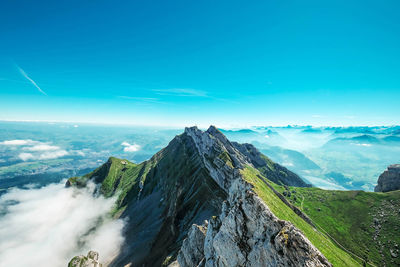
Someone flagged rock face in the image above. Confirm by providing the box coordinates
[69,126,323,266]
[68,251,102,267]
[177,224,208,266]
[375,164,400,192]
[177,179,330,267]
[176,127,331,267]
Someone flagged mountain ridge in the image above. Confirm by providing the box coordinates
[67,126,358,266]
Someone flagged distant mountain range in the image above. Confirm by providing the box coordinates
[324,134,400,147]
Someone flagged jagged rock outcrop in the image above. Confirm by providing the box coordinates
[177,179,330,266]
[375,164,400,192]
[68,251,102,267]
[176,127,331,267]
[177,223,208,266]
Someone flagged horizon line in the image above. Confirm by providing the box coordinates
[0,119,398,129]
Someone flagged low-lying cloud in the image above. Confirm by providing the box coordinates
[38,150,69,159]
[18,152,35,161]
[0,139,38,146]
[24,144,60,151]
[0,181,125,267]
[121,141,140,152]
[1,139,69,161]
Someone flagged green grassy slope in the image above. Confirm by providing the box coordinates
[269,181,400,266]
[242,166,363,266]
[67,157,148,215]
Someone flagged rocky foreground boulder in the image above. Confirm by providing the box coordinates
[68,251,102,267]
[375,164,400,192]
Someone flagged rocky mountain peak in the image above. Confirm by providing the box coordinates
[67,126,323,267]
[172,127,329,267]
[183,126,309,188]
[206,125,228,141]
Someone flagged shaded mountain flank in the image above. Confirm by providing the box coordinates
[67,126,400,266]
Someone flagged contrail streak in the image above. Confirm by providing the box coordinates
[17,66,47,96]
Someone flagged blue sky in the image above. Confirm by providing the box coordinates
[1,0,399,127]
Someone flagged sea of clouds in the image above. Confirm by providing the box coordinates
[0,181,125,266]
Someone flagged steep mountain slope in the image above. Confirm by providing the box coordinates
[69,130,227,266]
[68,126,358,266]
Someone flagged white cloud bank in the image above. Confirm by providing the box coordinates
[0,139,38,146]
[24,144,60,151]
[18,152,35,161]
[0,182,125,267]
[39,150,69,160]
[1,140,69,161]
[121,142,140,152]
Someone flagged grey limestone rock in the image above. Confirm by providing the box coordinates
[68,251,102,267]
[375,164,400,192]
[177,126,331,267]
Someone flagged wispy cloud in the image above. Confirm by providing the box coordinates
[118,96,161,104]
[120,88,236,105]
[152,88,207,97]
[16,65,47,96]
[152,88,237,104]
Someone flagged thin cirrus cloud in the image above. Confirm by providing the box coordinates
[16,65,47,96]
[152,88,238,104]
[117,96,163,104]
[119,88,237,106]
[121,141,140,152]
[152,88,207,97]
